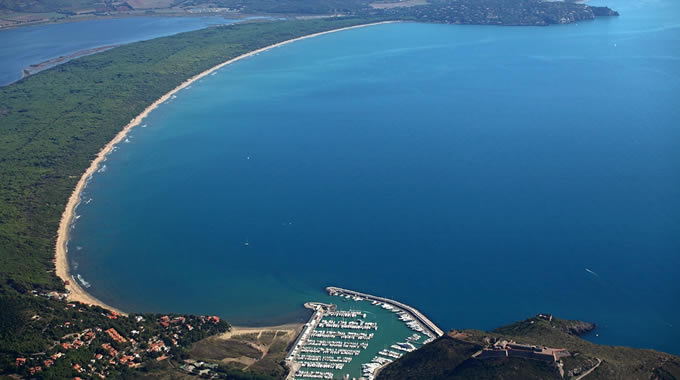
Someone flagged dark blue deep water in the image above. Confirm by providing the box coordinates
[69,0,680,354]
[0,16,239,85]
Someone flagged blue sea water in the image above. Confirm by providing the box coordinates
[69,0,680,354]
[0,16,240,85]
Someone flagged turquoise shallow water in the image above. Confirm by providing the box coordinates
[0,16,239,85]
[308,299,427,379]
[69,0,680,354]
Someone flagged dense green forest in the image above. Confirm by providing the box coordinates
[0,17,379,378]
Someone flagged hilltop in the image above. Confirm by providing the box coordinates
[377,314,680,379]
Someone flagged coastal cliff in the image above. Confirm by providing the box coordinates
[377,315,680,380]
[590,6,620,17]
[562,320,597,336]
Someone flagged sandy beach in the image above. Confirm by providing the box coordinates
[54,20,395,314]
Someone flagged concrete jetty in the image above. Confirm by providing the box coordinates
[285,302,335,379]
[326,286,445,338]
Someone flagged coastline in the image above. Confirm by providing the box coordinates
[21,45,120,79]
[53,20,396,315]
[0,12,248,31]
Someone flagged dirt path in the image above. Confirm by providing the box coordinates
[575,358,602,380]
[215,323,303,370]
[217,323,302,340]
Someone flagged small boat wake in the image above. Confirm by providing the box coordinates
[585,268,599,277]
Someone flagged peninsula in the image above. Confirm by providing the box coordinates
[20,45,119,79]
[377,314,680,379]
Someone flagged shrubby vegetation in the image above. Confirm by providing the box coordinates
[377,315,680,379]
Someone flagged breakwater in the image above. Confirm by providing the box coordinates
[286,289,445,379]
[326,287,444,338]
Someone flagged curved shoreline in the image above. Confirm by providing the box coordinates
[54,20,396,315]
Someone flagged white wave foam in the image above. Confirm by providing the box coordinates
[76,274,91,288]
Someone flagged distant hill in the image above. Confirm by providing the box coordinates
[377,315,680,380]
[0,0,617,28]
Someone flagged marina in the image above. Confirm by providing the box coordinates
[286,288,444,380]
[327,287,444,339]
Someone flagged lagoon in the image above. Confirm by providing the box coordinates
[0,16,238,85]
[68,0,680,354]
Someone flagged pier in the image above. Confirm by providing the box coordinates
[326,286,445,338]
[286,302,334,362]
[285,302,336,380]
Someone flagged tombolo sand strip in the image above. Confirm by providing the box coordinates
[54,20,397,314]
